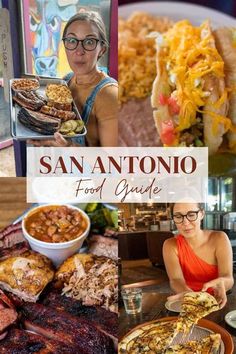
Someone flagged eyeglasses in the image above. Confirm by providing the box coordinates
[62,37,101,51]
[173,210,201,224]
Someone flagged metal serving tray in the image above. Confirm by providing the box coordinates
[10,77,87,140]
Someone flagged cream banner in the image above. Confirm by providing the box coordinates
[27,147,208,203]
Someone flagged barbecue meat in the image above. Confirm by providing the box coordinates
[0,328,72,353]
[18,108,60,135]
[42,290,118,348]
[48,100,72,111]
[0,222,21,239]
[55,253,118,313]
[0,251,54,302]
[0,290,17,341]
[40,105,76,120]
[0,241,29,261]
[0,289,15,309]
[0,308,17,332]
[88,234,118,260]
[13,91,46,111]
[0,222,25,249]
[20,302,115,354]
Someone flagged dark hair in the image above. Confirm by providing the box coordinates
[170,202,205,217]
[62,11,109,50]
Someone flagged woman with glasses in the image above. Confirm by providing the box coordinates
[163,200,234,308]
[31,11,117,147]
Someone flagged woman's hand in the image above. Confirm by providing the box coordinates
[28,132,73,147]
[202,278,227,309]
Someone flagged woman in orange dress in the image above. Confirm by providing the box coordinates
[163,201,234,308]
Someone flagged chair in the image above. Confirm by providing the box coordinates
[146,231,173,267]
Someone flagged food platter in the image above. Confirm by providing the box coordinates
[10,77,87,140]
[119,2,236,26]
[0,203,118,353]
[119,2,236,175]
[119,317,234,354]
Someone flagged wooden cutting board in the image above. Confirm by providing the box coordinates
[0,177,31,229]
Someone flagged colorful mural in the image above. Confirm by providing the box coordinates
[27,0,107,77]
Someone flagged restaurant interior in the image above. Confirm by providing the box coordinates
[119,176,236,292]
[118,176,236,347]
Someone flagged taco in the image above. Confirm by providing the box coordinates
[151,20,236,155]
[214,27,236,152]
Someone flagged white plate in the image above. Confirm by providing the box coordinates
[119,2,236,27]
[225,310,236,329]
[165,299,182,313]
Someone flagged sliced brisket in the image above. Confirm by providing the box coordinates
[0,222,25,249]
[0,222,22,239]
[0,241,29,261]
[18,108,60,135]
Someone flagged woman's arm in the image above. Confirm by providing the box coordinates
[202,231,234,308]
[215,231,234,290]
[163,238,192,294]
[28,132,77,147]
[96,84,118,147]
[98,118,118,146]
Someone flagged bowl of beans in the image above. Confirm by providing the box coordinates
[22,204,90,266]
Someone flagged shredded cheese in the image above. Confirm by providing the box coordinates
[161,20,230,132]
[198,108,233,135]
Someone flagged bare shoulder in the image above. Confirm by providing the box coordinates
[98,82,118,98]
[163,236,177,250]
[208,230,230,244]
[96,83,118,111]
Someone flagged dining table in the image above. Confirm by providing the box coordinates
[119,291,236,348]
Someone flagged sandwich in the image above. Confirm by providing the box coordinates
[151,20,236,155]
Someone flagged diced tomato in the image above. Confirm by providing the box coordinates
[167,96,180,115]
[159,94,180,115]
[160,120,176,145]
[159,93,169,105]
